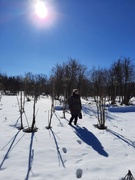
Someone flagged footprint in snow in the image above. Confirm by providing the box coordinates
[77,140,82,144]
[82,153,88,156]
[62,147,67,153]
[75,159,82,164]
[76,168,83,179]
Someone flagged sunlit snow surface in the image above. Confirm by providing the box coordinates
[0,95,135,180]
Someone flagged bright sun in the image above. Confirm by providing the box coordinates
[35,1,48,19]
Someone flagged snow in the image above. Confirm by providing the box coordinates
[0,95,135,180]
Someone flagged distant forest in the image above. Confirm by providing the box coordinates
[0,57,135,105]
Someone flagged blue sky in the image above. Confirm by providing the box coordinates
[0,0,135,77]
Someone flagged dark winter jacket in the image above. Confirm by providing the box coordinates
[68,93,82,115]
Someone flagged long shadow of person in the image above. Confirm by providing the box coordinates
[73,126,109,157]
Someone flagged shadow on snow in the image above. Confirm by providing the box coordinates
[73,126,109,157]
[0,130,21,170]
[25,132,35,180]
[106,128,135,148]
[82,105,96,117]
[50,129,66,168]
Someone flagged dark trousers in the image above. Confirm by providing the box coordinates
[69,114,78,125]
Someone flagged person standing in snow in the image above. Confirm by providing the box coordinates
[68,89,82,125]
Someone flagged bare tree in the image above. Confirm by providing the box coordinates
[90,67,108,129]
[110,57,135,105]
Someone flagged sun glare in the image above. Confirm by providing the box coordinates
[35,1,48,19]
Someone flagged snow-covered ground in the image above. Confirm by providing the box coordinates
[0,95,135,180]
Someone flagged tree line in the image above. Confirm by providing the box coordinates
[0,57,135,105]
